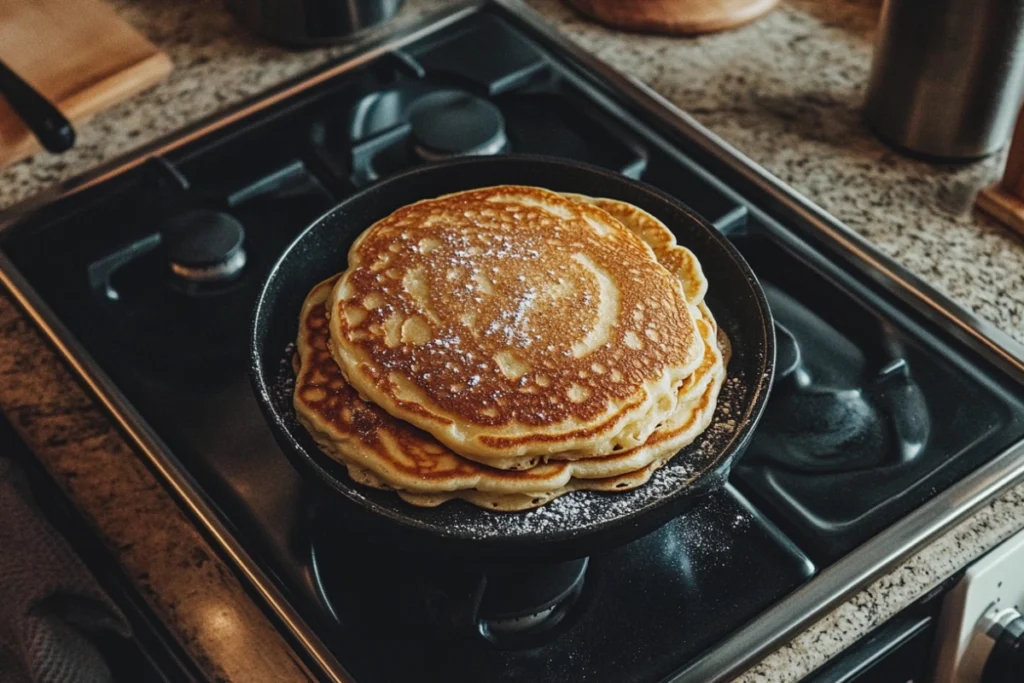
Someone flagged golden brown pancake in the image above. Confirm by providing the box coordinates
[327,186,704,468]
[296,277,721,495]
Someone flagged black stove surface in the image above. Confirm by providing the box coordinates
[309,487,812,683]
[3,7,1024,683]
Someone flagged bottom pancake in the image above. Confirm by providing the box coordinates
[330,450,678,512]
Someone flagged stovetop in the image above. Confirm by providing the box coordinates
[2,4,1024,683]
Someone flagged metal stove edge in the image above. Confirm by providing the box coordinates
[0,2,1023,683]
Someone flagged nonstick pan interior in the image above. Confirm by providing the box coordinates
[250,155,774,561]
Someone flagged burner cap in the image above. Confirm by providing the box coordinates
[478,558,587,640]
[409,90,508,162]
[164,209,247,284]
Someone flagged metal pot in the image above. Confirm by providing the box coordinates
[227,0,406,47]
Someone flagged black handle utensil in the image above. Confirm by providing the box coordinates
[0,58,75,154]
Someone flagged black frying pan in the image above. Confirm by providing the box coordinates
[250,155,774,562]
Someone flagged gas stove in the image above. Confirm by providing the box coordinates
[2,3,1024,682]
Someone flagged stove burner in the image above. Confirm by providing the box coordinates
[484,604,559,635]
[754,318,930,474]
[409,89,508,161]
[476,558,588,641]
[310,521,587,645]
[163,209,247,284]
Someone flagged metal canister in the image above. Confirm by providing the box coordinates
[226,0,405,47]
[864,0,1024,160]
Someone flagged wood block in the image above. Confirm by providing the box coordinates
[977,187,1024,239]
[977,106,1024,239]
[0,0,173,167]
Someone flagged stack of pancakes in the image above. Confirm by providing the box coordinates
[293,186,727,511]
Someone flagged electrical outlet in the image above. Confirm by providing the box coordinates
[932,526,1024,683]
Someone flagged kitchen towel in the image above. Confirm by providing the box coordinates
[0,456,131,683]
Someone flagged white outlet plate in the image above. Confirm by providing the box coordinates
[932,526,1024,683]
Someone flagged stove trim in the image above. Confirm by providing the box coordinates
[1,2,1023,682]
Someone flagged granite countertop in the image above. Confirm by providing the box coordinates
[1,0,1023,681]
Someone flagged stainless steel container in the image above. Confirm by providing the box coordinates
[864,0,1024,160]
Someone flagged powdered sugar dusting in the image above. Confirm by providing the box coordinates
[485,286,538,347]
[270,342,299,424]
[673,493,750,564]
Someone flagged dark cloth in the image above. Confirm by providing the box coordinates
[0,457,131,683]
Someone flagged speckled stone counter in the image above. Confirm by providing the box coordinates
[1,1,1023,682]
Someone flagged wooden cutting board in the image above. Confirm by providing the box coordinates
[0,0,173,167]
[564,0,779,35]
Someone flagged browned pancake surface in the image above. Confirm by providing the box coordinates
[561,193,707,307]
[328,185,702,465]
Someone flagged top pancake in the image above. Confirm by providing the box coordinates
[327,185,704,468]
[560,193,707,308]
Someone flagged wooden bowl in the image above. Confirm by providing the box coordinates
[564,0,780,35]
